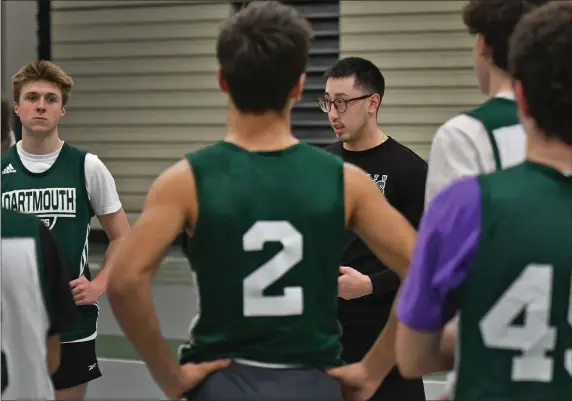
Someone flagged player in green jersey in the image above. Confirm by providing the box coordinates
[2,97,77,398]
[388,3,572,401]
[2,61,131,400]
[107,1,418,400]
[425,0,550,204]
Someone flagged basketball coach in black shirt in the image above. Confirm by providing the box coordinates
[322,57,428,401]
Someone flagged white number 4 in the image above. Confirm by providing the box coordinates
[479,263,572,382]
[242,221,303,317]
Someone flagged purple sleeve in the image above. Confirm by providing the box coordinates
[397,177,481,331]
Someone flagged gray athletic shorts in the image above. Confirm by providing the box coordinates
[183,361,343,401]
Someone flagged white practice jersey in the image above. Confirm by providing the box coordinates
[1,214,54,399]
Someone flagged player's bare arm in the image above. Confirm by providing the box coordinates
[344,163,415,278]
[395,177,481,379]
[440,320,458,362]
[107,160,229,399]
[396,326,454,378]
[328,163,416,401]
[71,209,131,305]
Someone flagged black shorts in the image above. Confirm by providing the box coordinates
[51,340,102,390]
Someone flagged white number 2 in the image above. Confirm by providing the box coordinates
[242,221,303,317]
[479,263,572,382]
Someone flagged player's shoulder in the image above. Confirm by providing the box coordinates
[185,140,342,165]
[183,141,233,167]
[323,141,343,155]
[302,142,344,164]
[435,113,486,143]
[430,176,481,209]
[477,162,550,202]
[63,141,90,156]
[83,152,106,170]
[342,162,374,195]
[425,176,482,227]
[464,96,515,120]
[433,98,503,146]
[62,142,96,169]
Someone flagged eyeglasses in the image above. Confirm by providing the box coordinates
[317,94,373,114]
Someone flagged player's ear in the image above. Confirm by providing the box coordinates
[216,66,229,94]
[60,105,66,117]
[13,102,20,117]
[514,80,531,120]
[476,33,492,62]
[290,73,306,101]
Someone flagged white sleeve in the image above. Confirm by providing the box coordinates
[424,116,484,207]
[84,153,122,216]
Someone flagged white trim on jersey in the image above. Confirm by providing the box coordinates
[425,92,526,206]
[15,142,122,217]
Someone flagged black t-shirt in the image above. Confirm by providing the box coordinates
[38,222,79,336]
[326,137,427,325]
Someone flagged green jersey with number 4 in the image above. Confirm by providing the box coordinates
[456,162,572,400]
[178,141,345,368]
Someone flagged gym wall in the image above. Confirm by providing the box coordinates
[48,0,486,235]
[340,0,487,159]
[1,1,38,99]
[50,1,232,228]
[1,0,40,141]
[50,0,343,232]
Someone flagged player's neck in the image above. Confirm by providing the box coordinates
[20,129,63,155]
[343,124,387,152]
[488,69,514,97]
[527,132,572,173]
[226,109,298,151]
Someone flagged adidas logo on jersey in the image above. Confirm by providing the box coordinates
[1,164,16,175]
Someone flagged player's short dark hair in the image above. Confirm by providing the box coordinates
[217,1,312,114]
[323,57,385,100]
[1,96,11,144]
[509,1,572,146]
[462,0,550,72]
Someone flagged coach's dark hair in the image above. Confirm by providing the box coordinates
[1,96,10,145]
[509,2,572,146]
[463,0,550,72]
[324,57,385,101]
[216,1,312,114]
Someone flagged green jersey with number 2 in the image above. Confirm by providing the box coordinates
[178,141,345,368]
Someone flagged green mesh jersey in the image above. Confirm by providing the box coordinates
[178,141,346,368]
[464,96,521,170]
[456,162,572,400]
[1,143,97,343]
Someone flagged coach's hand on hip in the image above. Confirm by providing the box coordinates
[338,266,373,300]
[70,276,105,305]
